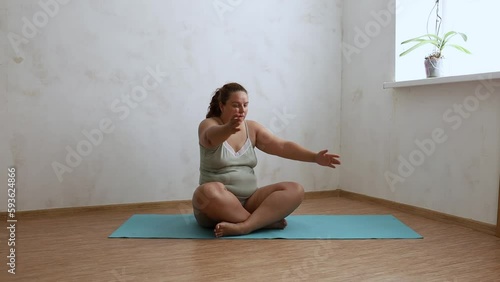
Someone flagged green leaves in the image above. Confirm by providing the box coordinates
[399,40,439,57]
[399,31,470,57]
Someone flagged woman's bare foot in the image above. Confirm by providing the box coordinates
[213,219,287,237]
[214,222,248,238]
[264,219,287,230]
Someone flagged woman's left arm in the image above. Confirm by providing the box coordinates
[252,121,340,168]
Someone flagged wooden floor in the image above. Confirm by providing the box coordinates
[2,196,499,282]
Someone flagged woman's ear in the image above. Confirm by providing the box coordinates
[219,101,224,113]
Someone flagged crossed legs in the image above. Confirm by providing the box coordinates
[192,181,304,237]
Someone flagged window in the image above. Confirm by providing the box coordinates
[395,0,500,82]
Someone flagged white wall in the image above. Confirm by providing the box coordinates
[342,0,500,224]
[1,1,11,212]
[0,0,342,211]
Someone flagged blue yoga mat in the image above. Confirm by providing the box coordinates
[108,214,422,239]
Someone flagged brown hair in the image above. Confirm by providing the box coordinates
[206,82,247,118]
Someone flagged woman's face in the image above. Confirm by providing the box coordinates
[220,91,248,120]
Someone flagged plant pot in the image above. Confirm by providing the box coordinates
[424,57,443,78]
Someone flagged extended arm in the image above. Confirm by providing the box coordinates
[199,115,244,148]
[253,121,340,168]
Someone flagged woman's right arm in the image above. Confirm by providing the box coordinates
[198,116,243,148]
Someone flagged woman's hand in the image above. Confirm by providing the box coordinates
[315,150,341,168]
[225,114,245,134]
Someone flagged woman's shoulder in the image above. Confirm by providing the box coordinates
[199,117,222,127]
[246,120,266,133]
[246,119,263,128]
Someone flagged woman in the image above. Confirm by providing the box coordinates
[193,82,341,237]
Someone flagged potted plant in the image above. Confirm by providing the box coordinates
[399,31,471,78]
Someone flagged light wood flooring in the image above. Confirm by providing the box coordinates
[1,196,499,282]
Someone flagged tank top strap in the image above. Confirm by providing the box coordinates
[244,120,250,140]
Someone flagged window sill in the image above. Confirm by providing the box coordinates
[383,71,500,89]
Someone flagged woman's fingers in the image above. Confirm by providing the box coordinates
[316,150,341,167]
[318,149,328,155]
[331,156,341,164]
[226,114,244,133]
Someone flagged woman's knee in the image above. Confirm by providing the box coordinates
[283,181,305,200]
[193,208,217,228]
[192,182,226,210]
